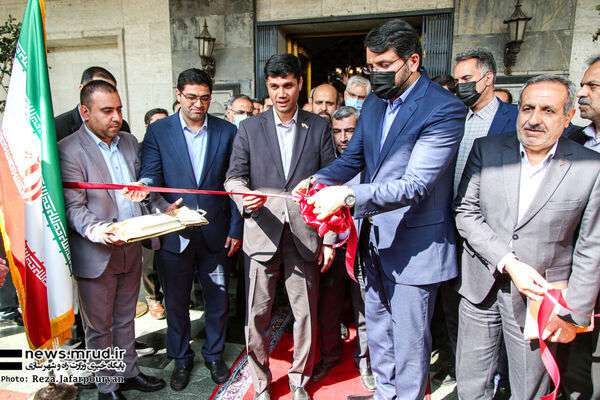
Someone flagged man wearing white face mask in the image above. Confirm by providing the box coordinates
[344,75,371,115]
[225,94,254,127]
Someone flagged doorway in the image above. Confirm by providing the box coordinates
[255,12,453,101]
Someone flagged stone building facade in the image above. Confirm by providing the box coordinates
[1,0,599,137]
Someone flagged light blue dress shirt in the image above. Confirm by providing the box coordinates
[178,112,209,252]
[180,112,209,184]
[84,125,135,221]
[380,76,421,150]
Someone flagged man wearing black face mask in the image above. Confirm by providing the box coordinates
[453,49,518,195]
[293,19,467,400]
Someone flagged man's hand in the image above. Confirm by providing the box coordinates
[542,314,577,343]
[224,237,242,257]
[242,191,267,212]
[104,230,126,246]
[0,257,8,288]
[121,181,149,202]
[292,176,316,198]
[164,198,184,215]
[318,244,335,273]
[504,259,549,302]
[308,185,353,220]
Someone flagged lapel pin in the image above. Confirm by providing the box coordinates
[301,122,309,129]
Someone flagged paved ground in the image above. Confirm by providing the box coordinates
[0,303,457,400]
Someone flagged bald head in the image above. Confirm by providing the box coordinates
[312,83,339,121]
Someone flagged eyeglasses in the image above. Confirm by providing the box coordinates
[362,58,404,75]
[180,93,211,103]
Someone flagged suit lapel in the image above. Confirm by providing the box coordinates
[515,145,573,230]
[501,137,521,229]
[78,127,117,206]
[261,111,286,182]
[198,115,221,187]
[167,113,197,185]
[286,110,309,186]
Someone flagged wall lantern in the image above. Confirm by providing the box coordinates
[503,1,532,75]
[196,19,216,78]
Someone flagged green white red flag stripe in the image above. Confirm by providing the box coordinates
[0,0,73,349]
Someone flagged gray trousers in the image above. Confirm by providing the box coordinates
[318,249,369,369]
[456,281,551,400]
[76,245,142,393]
[245,225,319,394]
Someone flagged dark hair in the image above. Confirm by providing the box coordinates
[432,74,457,93]
[264,54,302,81]
[332,106,358,121]
[144,108,169,125]
[455,48,497,79]
[364,19,423,67]
[227,94,253,110]
[494,88,513,103]
[252,98,264,105]
[80,66,116,85]
[587,55,600,66]
[176,68,213,92]
[80,80,118,108]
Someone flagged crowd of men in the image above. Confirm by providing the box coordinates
[0,17,599,400]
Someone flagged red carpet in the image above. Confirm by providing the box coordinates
[243,326,373,399]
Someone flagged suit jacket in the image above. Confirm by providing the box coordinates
[315,74,467,285]
[455,134,600,326]
[225,108,336,262]
[139,112,242,254]
[567,124,588,145]
[55,105,131,142]
[488,101,518,136]
[59,125,143,279]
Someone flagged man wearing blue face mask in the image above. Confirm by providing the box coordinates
[294,18,467,400]
[225,94,254,127]
[344,75,371,115]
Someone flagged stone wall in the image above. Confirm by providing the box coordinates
[452,0,576,77]
[256,0,453,22]
[0,0,174,140]
[169,0,255,116]
[568,0,600,126]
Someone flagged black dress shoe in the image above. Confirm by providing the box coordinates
[98,390,127,400]
[170,364,193,391]
[120,372,166,392]
[289,383,310,400]
[205,359,229,384]
[311,359,339,382]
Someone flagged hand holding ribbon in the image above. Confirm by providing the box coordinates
[297,182,358,281]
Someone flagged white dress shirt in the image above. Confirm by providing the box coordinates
[582,124,600,152]
[498,141,558,271]
[273,106,298,179]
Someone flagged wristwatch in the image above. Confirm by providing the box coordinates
[344,192,356,207]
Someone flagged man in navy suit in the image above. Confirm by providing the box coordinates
[296,19,466,399]
[139,68,243,391]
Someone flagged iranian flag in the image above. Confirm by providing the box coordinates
[0,0,73,349]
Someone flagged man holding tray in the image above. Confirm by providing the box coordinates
[59,79,168,400]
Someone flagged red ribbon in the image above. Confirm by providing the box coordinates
[297,183,358,282]
[62,181,294,199]
[63,181,358,280]
[538,289,600,400]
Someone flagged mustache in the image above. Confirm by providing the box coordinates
[523,122,546,132]
[578,97,591,106]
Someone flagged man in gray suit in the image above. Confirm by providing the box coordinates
[60,80,167,400]
[225,54,336,400]
[454,74,600,400]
